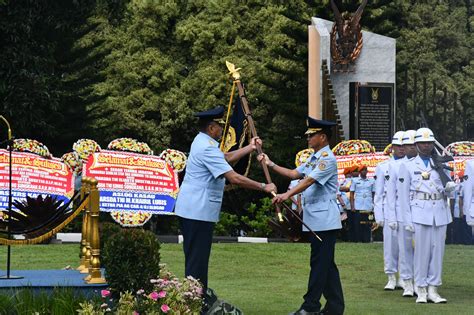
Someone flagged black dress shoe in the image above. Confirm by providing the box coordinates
[288,309,319,315]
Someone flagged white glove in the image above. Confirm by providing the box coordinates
[377,221,384,227]
[444,181,457,193]
[405,224,415,232]
[388,222,398,230]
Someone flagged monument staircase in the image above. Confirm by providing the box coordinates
[321,59,345,147]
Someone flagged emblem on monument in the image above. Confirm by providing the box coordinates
[330,0,367,71]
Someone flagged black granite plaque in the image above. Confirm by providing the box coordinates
[349,82,394,151]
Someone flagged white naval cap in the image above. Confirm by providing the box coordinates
[392,131,405,145]
[415,127,435,143]
[402,130,416,145]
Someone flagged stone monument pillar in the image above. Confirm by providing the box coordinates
[309,17,396,150]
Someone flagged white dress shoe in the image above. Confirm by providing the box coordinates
[402,279,414,297]
[397,278,405,290]
[416,286,427,303]
[427,285,447,303]
[384,274,396,290]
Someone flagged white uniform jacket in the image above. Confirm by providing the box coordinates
[374,159,391,222]
[463,160,474,224]
[397,156,452,227]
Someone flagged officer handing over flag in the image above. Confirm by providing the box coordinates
[174,106,276,311]
[258,117,344,315]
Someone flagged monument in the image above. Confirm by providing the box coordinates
[308,2,396,151]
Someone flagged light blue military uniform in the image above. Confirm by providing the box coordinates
[337,177,352,211]
[174,132,232,222]
[350,176,376,211]
[295,145,341,232]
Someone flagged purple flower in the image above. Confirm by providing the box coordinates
[161,304,170,313]
[157,290,166,298]
[101,289,111,298]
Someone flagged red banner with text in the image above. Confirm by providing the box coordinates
[0,149,74,209]
[83,150,179,214]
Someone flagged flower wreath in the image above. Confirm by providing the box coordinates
[383,143,392,156]
[445,141,474,156]
[73,139,101,160]
[295,148,314,167]
[13,139,52,159]
[159,149,187,172]
[107,138,153,155]
[108,137,153,226]
[110,211,151,227]
[61,151,82,175]
[332,140,376,156]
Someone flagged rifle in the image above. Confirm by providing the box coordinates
[225,61,322,242]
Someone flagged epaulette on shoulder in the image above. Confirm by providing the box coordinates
[208,139,217,147]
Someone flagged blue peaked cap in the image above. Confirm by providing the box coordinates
[194,106,225,123]
[305,116,336,134]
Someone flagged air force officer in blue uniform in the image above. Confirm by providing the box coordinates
[259,117,344,315]
[174,106,276,308]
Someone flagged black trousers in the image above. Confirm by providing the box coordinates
[453,216,473,245]
[179,217,215,291]
[349,211,371,243]
[301,230,345,314]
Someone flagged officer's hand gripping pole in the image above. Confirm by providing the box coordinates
[270,191,322,242]
[226,61,322,242]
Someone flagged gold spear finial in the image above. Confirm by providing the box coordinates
[226,61,241,80]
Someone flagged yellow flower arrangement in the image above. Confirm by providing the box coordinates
[159,149,187,172]
[13,138,52,158]
[110,211,152,227]
[295,148,314,167]
[332,140,376,156]
[383,143,392,156]
[61,151,82,174]
[107,138,153,155]
[445,141,474,156]
[73,139,101,160]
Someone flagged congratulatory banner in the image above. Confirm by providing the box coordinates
[0,149,74,209]
[83,150,178,214]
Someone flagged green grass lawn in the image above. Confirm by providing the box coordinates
[1,242,473,315]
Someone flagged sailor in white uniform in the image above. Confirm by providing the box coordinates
[398,127,454,304]
[374,131,405,290]
[386,130,417,296]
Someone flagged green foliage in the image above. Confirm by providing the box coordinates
[240,197,274,237]
[99,221,122,253]
[159,242,474,314]
[0,288,96,315]
[217,197,276,237]
[102,228,161,294]
[214,212,240,236]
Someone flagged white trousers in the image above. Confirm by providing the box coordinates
[398,223,414,280]
[383,223,399,274]
[413,223,447,287]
